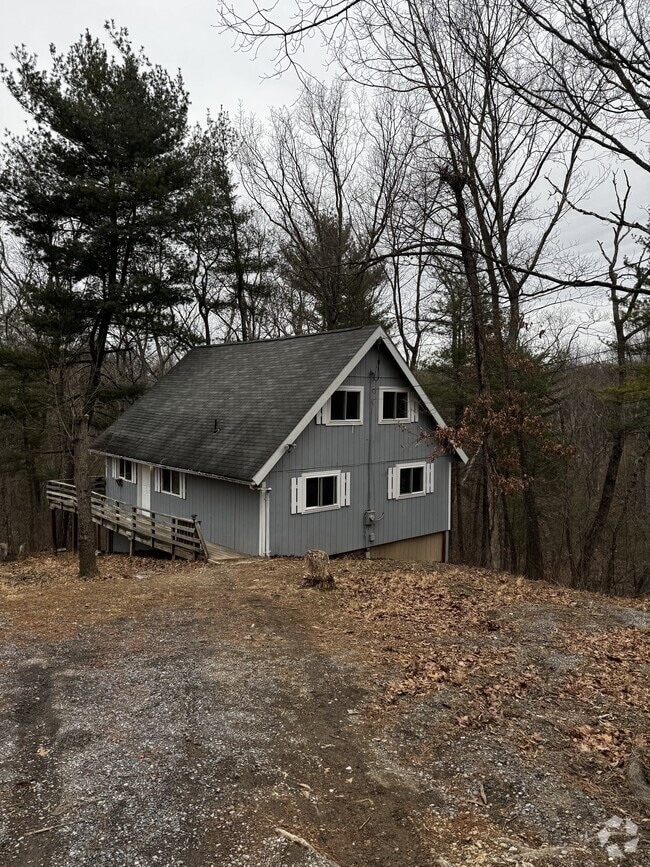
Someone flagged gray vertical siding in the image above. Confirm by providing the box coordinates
[106,457,259,556]
[266,343,453,557]
[105,459,138,506]
[149,474,259,555]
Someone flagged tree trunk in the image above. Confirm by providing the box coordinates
[517,433,545,581]
[74,414,98,578]
[576,427,624,587]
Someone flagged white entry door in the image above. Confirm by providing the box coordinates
[138,465,152,512]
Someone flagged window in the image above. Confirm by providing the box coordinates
[306,474,337,508]
[330,388,362,422]
[399,465,424,496]
[384,389,409,420]
[113,457,136,483]
[317,387,364,425]
[291,470,351,514]
[388,462,434,499]
[155,467,186,499]
[379,388,417,423]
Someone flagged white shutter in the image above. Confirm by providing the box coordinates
[426,462,435,493]
[153,468,161,493]
[409,393,419,423]
[315,408,324,424]
[291,477,300,514]
[111,457,118,479]
[341,472,351,507]
[387,466,396,500]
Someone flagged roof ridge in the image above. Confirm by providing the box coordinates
[193,326,379,350]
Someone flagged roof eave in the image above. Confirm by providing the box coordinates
[377,334,469,464]
[89,448,253,486]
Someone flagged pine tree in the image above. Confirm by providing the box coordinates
[0,25,193,576]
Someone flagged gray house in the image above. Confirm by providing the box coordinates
[91,326,467,561]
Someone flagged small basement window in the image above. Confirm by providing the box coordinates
[327,387,363,424]
[156,467,186,498]
[291,470,351,514]
[380,389,410,422]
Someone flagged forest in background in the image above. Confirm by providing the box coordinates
[0,1,648,594]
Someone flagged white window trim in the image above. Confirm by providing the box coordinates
[388,461,434,500]
[378,387,418,424]
[154,466,186,499]
[319,386,364,426]
[112,457,137,484]
[291,469,351,514]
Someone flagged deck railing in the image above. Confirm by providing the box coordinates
[46,480,207,561]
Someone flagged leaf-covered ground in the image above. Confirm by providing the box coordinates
[0,553,647,866]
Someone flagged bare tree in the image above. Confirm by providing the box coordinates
[221,0,592,580]
[511,0,650,175]
[237,80,415,332]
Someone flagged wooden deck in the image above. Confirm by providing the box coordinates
[46,480,212,561]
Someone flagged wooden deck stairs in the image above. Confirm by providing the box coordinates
[46,480,241,562]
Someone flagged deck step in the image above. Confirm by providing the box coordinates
[204,541,244,561]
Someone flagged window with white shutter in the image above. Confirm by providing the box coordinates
[379,388,418,424]
[290,470,351,514]
[388,461,432,500]
[154,467,186,499]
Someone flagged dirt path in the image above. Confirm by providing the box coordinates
[0,554,648,867]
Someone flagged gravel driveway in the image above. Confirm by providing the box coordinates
[0,558,434,867]
[1,554,647,867]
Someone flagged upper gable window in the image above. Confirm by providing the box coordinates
[380,388,417,423]
[155,467,186,499]
[113,457,136,484]
[325,387,363,425]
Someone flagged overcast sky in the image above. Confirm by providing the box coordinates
[1,0,647,344]
[0,0,301,133]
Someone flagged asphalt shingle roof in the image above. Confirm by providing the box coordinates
[92,327,380,483]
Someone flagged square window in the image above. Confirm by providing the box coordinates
[389,462,431,500]
[399,466,424,495]
[305,474,338,509]
[117,458,134,482]
[381,389,409,421]
[160,468,183,496]
[327,388,362,423]
[292,470,350,514]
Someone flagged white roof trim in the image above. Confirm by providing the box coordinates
[90,449,252,486]
[377,333,469,464]
[251,327,384,485]
[252,327,467,485]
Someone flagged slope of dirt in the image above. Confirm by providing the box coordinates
[0,553,647,867]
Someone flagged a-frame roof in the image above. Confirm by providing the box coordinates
[92,326,467,485]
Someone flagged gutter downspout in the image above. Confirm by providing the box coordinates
[252,481,272,557]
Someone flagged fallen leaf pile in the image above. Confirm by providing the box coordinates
[0,552,203,586]
[332,561,648,772]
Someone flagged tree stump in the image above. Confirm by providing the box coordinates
[303,549,335,591]
[627,750,650,806]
